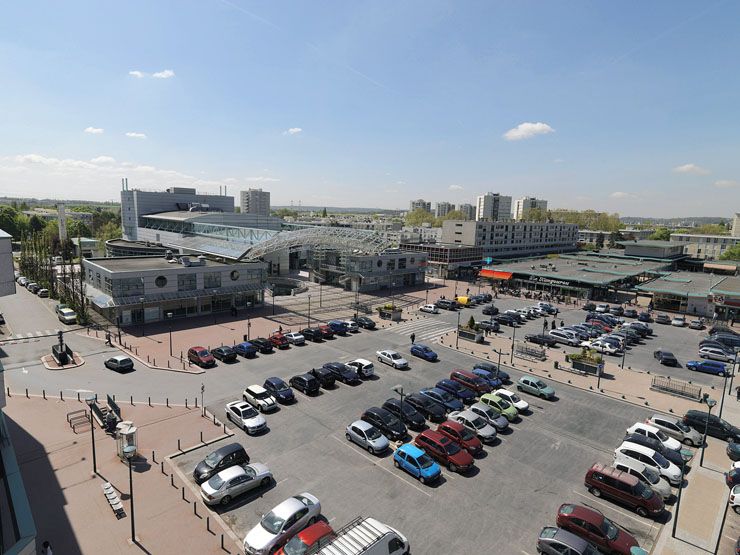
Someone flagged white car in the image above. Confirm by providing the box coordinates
[225,401,267,435]
[242,385,278,413]
[376,350,408,369]
[243,492,321,555]
[731,485,740,515]
[581,339,620,355]
[613,460,672,500]
[346,358,375,379]
[699,346,734,362]
[671,316,686,327]
[420,304,439,314]
[494,389,529,412]
[57,308,77,324]
[614,441,681,485]
[626,422,682,452]
[284,332,305,345]
[448,409,497,443]
[342,320,360,332]
[595,304,609,313]
[200,463,273,506]
[646,414,703,447]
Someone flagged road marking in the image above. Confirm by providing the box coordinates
[330,436,431,497]
[571,490,653,527]
[275,477,290,486]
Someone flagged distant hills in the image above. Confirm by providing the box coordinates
[621,216,728,225]
[272,205,401,215]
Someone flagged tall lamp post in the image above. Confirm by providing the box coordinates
[392,384,406,426]
[700,395,717,468]
[85,395,97,475]
[167,312,173,357]
[510,323,517,364]
[671,456,687,538]
[455,311,461,349]
[307,295,312,328]
[247,319,251,340]
[123,445,137,542]
[139,297,145,337]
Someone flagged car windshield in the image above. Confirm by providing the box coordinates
[642,466,660,484]
[198,350,210,357]
[260,511,286,535]
[653,452,670,469]
[535,381,547,389]
[655,429,669,442]
[510,394,522,403]
[241,406,259,418]
[282,535,310,555]
[675,421,691,433]
[401,404,416,416]
[254,390,270,399]
[390,353,402,360]
[460,427,476,441]
[601,517,619,541]
[366,427,382,440]
[418,454,435,469]
[470,416,487,429]
[207,474,225,490]
[203,452,220,468]
[386,414,401,428]
[635,481,654,500]
[443,441,461,456]
[498,398,511,409]
[275,382,289,392]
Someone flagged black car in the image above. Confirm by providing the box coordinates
[435,299,457,311]
[727,442,740,462]
[525,333,558,347]
[322,362,361,384]
[211,345,237,362]
[582,302,596,312]
[699,339,734,352]
[289,373,320,395]
[655,314,671,325]
[623,433,688,469]
[193,443,249,484]
[481,293,493,302]
[300,327,323,342]
[709,325,738,337]
[493,314,518,327]
[0,312,5,325]
[382,398,426,430]
[481,305,499,316]
[623,308,638,318]
[263,377,295,403]
[309,367,335,388]
[711,333,740,349]
[654,349,678,366]
[638,312,653,322]
[684,409,740,442]
[249,337,274,354]
[360,407,407,441]
[351,316,376,330]
[477,320,500,333]
[609,306,624,316]
[405,393,446,422]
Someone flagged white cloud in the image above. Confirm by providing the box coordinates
[152,69,175,79]
[284,127,302,135]
[448,185,464,191]
[673,163,710,175]
[396,180,406,185]
[90,156,116,164]
[609,191,638,200]
[553,158,564,163]
[245,176,280,182]
[84,126,104,134]
[503,122,555,141]
[128,70,145,78]
[125,132,147,139]
[714,180,740,189]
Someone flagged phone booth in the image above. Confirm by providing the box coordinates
[115,421,138,461]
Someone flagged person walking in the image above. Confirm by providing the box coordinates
[41,541,53,555]
[410,333,416,344]
[736,385,740,402]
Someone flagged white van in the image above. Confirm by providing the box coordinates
[613,459,672,500]
[57,308,77,325]
[548,329,578,346]
[614,441,681,485]
[318,517,408,555]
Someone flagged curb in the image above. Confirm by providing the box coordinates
[41,352,85,371]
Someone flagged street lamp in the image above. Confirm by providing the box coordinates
[123,445,137,542]
[620,346,627,369]
[85,395,97,475]
[510,323,517,364]
[247,319,251,340]
[455,311,461,349]
[139,297,145,337]
[700,395,717,467]
[671,455,687,539]
[307,295,312,327]
[167,312,173,357]
[392,384,406,427]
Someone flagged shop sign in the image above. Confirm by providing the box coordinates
[529,276,571,287]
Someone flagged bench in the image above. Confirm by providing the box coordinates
[101,482,126,519]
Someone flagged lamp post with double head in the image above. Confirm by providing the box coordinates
[139,297,145,337]
[392,385,405,428]
[124,445,137,542]
[85,395,97,475]
[700,395,718,467]
[167,312,173,357]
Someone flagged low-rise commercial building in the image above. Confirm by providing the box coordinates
[670,233,740,260]
[441,220,578,256]
[621,240,685,259]
[578,228,653,244]
[637,272,740,319]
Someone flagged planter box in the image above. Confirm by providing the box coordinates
[570,359,603,376]
[458,328,484,343]
[378,309,402,322]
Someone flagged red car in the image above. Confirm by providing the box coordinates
[436,420,482,455]
[275,521,335,555]
[187,346,215,368]
[556,503,639,555]
[450,369,491,395]
[269,332,289,349]
[414,429,474,473]
[318,324,334,339]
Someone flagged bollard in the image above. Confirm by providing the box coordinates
[43,389,46,400]
[147,355,150,363]
[223,423,226,434]
[170,474,175,487]
[130,395,134,405]
[213,413,216,425]
[95,393,98,402]
[195,397,198,408]
[167,398,169,408]
[182,486,186,501]
[60,390,64,401]
[178,438,181,451]
[161,461,166,474]
[207,517,211,534]
[152,450,156,463]
[77,392,80,402]
[221,534,225,550]
[113,394,116,402]
[186,398,189,409]
[194,501,199,517]
[148,396,151,407]
[200,431,204,443]
[6,386,9,397]
[25,388,28,398]
[168,360,170,368]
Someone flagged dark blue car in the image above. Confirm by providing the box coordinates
[471,367,503,389]
[419,387,464,412]
[686,360,729,377]
[472,361,510,384]
[262,377,295,403]
[410,343,438,362]
[234,341,258,358]
[435,379,476,404]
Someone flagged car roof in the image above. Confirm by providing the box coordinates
[351,358,372,365]
[454,409,477,420]
[216,464,246,481]
[227,400,253,411]
[350,419,374,431]
[628,422,660,434]
[209,442,245,457]
[271,495,312,519]
[265,376,286,385]
[294,521,333,543]
[247,384,267,394]
[418,429,445,442]
[398,443,425,458]
[618,440,657,456]
[440,419,464,431]
[111,355,130,361]
[559,503,603,525]
[191,345,206,350]
[452,369,476,378]
[237,341,253,347]
[590,462,638,486]
[364,406,390,418]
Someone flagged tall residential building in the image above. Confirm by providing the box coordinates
[240,188,271,216]
[475,193,512,222]
[514,197,548,220]
[435,202,454,218]
[458,203,475,221]
[732,213,740,237]
[409,199,431,213]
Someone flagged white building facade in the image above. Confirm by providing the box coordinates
[475,193,512,222]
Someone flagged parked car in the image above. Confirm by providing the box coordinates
[243,493,321,555]
[646,414,703,447]
[376,350,409,369]
[193,442,249,484]
[410,343,438,361]
[627,422,682,452]
[300,328,323,342]
[549,329,579,346]
[435,299,457,311]
[361,407,407,441]
[27,283,40,294]
[275,521,335,555]
[684,409,740,442]
[284,331,305,345]
[392,443,441,484]
[584,462,664,517]
[317,324,334,339]
[582,302,596,312]
[671,316,686,327]
[614,441,681,485]
[687,359,729,376]
[263,377,295,404]
[328,320,349,334]
[414,429,474,473]
[234,341,258,358]
[689,319,706,330]
[653,349,678,366]
[516,376,555,400]
[323,362,361,384]
[623,309,638,319]
[104,355,134,372]
[730,485,740,515]
[448,409,497,443]
[595,304,609,313]
[243,385,278,412]
[655,314,671,325]
[471,367,503,389]
[468,401,509,432]
[419,303,439,314]
[345,419,389,455]
[435,379,476,404]
[436,419,483,455]
[584,339,621,355]
[54,303,69,315]
[289,373,321,395]
[726,468,740,488]
[525,333,559,347]
[309,367,335,389]
[250,337,274,354]
[537,527,600,555]
[450,368,492,395]
[200,463,272,506]
[537,302,558,314]
[476,320,500,333]
[405,393,446,422]
[482,304,499,316]
[638,312,653,322]
[57,308,77,324]
[36,288,49,298]
[699,346,735,362]
[382,398,426,430]
[610,306,625,316]
[226,401,268,436]
[212,346,237,362]
[479,393,518,421]
[556,503,639,555]
[728,442,740,462]
[419,387,464,413]
[613,459,672,500]
[351,315,376,329]
[493,314,518,327]
[269,332,289,349]
[472,361,510,383]
[188,346,216,368]
[699,339,734,353]
[623,432,691,468]
[346,358,375,379]
[342,320,359,333]
[494,388,529,411]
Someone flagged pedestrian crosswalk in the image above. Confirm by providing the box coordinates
[388,318,457,344]
[0,329,61,344]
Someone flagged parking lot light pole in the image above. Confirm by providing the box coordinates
[167,312,173,357]
[85,395,97,475]
[700,396,717,468]
[510,324,517,364]
[124,445,137,542]
[139,297,145,337]
[307,296,312,328]
[247,319,251,340]
[719,367,730,419]
[671,458,686,538]
[620,347,627,369]
[729,349,739,402]
[456,312,461,349]
[392,385,405,427]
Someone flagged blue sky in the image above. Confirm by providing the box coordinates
[1,1,738,216]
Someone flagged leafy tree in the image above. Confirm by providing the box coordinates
[523,207,548,222]
[28,214,47,233]
[96,221,122,244]
[595,233,605,248]
[648,228,671,241]
[67,220,92,238]
[405,208,437,227]
[272,208,298,219]
[609,231,624,248]
[0,205,25,238]
[720,245,740,260]
[549,209,621,232]
[439,209,466,222]
[321,207,327,217]
[467,315,476,330]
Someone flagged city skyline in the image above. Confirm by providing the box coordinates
[1,1,739,216]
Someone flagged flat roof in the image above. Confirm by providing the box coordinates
[712,276,740,296]
[141,211,213,222]
[621,240,677,248]
[85,256,233,271]
[637,272,740,298]
[0,229,11,239]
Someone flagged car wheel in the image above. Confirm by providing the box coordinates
[540,393,547,399]
[345,433,351,442]
[635,506,648,517]
[394,459,400,468]
[449,463,457,473]
[261,477,270,488]
[220,495,231,506]
[419,475,426,484]
[589,487,601,497]
[734,506,740,515]
[684,438,696,446]
[367,446,375,455]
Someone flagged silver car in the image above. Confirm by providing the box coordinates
[468,402,509,432]
[449,410,497,443]
[345,419,389,455]
[200,463,273,506]
[244,492,321,555]
[226,401,267,435]
[284,332,305,345]
[646,414,703,447]
[613,460,672,500]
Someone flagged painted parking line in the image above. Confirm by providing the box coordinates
[330,435,432,497]
[571,490,655,528]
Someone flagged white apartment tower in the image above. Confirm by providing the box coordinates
[458,203,475,221]
[475,193,512,222]
[514,197,548,220]
[435,202,454,218]
[240,188,271,216]
[409,199,432,213]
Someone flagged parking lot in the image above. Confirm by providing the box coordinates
[170,325,667,554]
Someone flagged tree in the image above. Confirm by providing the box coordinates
[0,205,24,238]
[549,209,621,232]
[595,233,605,249]
[321,207,327,218]
[28,214,47,233]
[609,231,624,248]
[405,208,436,227]
[648,227,671,241]
[720,245,740,260]
[523,207,548,222]
[467,315,476,330]
[96,221,122,245]
[67,220,92,238]
[439,210,466,222]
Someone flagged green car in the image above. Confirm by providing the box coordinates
[480,393,518,422]
[516,376,555,400]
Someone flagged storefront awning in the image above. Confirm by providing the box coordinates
[479,269,512,280]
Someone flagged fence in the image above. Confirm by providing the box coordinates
[649,376,702,401]
[514,342,546,362]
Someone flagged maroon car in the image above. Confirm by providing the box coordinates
[556,503,639,555]
[414,429,474,473]
[450,369,492,395]
[318,324,334,339]
[269,332,289,349]
[436,420,482,455]
[188,346,215,368]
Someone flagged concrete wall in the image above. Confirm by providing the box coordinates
[0,230,15,297]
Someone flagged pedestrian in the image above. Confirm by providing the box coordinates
[736,386,740,402]
[560,320,564,327]
[731,316,736,327]
[551,320,556,330]
[410,333,416,344]
[41,541,53,555]
[278,325,283,333]
[466,288,470,295]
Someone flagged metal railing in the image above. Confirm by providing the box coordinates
[650,376,702,401]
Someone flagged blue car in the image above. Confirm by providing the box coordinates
[393,443,441,484]
[419,387,464,413]
[472,361,510,383]
[471,368,503,389]
[435,379,476,404]
[686,360,729,377]
[234,341,258,358]
[328,320,349,334]
[410,343,438,362]
[262,377,295,403]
